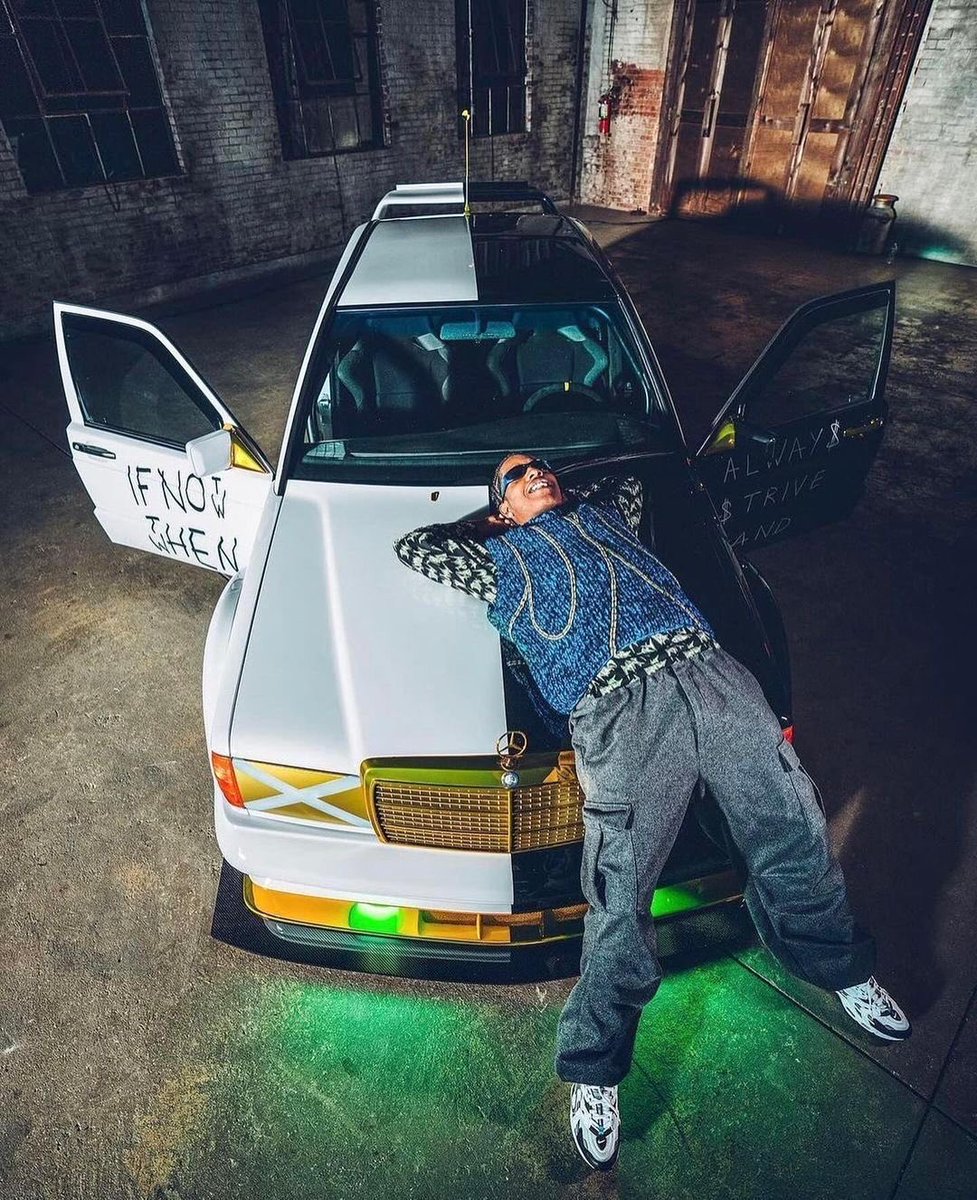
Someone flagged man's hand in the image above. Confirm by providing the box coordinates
[468,514,512,540]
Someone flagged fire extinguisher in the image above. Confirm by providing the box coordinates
[598,91,612,137]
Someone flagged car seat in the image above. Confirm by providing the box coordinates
[327,318,451,436]
[503,320,610,409]
[435,317,518,419]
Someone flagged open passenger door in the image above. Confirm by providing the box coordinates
[55,303,273,576]
[695,283,894,551]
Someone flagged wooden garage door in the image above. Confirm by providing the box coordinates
[656,0,932,221]
[666,0,770,216]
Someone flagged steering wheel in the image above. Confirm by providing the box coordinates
[522,382,606,413]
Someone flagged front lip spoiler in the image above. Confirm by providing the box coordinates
[212,862,753,982]
[243,876,588,949]
[244,870,745,960]
[261,921,522,963]
[255,895,753,973]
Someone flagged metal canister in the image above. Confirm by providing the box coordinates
[854,194,899,256]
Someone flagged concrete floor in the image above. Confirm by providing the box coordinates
[2,215,977,1200]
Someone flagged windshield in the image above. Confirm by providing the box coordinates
[290,302,676,484]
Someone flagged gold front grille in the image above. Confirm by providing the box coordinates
[371,773,584,853]
[511,779,585,851]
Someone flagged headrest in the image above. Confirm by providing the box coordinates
[439,320,517,341]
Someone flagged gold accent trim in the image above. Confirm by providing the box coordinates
[843,416,884,439]
[235,758,372,828]
[230,753,588,849]
[221,423,270,473]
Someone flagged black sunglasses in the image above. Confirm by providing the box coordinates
[496,458,553,502]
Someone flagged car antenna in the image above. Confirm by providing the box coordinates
[462,0,473,218]
[462,107,472,218]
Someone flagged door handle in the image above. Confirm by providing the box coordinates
[72,442,117,459]
[842,417,884,439]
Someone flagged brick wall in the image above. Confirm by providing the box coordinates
[578,0,675,212]
[876,0,977,266]
[0,0,585,339]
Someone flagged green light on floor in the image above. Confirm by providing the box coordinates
[918,245,966,264]
[349,903,401,934]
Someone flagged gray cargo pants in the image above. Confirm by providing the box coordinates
[555,644,876,1086]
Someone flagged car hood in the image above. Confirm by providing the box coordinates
[229,479,508,774]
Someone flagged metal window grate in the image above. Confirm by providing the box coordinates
[0,0,179,193]
[456,0,527,138]
[256,0,383,159]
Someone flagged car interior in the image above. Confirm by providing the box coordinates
[309,305,648,442]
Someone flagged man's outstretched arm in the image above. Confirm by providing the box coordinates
[393,516,503,603]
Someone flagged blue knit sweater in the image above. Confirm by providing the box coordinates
[486,500,714,713]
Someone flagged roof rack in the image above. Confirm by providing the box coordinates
[372,182,464,219]
[468,182,559,213]
[372,180,559,220]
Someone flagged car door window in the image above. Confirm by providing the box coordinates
[745,304,888,429]
[695,282,894,551]
[57,304,272,574]
[64,315,220,446]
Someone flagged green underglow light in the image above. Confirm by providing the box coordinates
[651,886,700,918]
[349,903,401,934]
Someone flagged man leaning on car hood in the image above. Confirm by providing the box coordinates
[394,451,910,1173]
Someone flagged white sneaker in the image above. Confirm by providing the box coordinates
[570,1083,620,1171]
[836,976,911,1041]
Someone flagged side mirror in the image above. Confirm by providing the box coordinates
[186,429,233,476]
[703,417,778,456]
